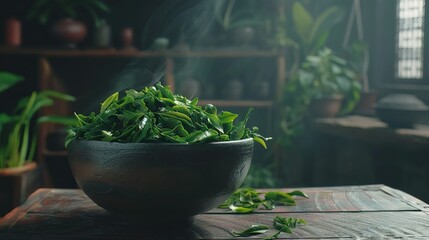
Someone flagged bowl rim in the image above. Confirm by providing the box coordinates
[68,137,254,147]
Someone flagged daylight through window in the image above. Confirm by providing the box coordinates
[396,0,425,79]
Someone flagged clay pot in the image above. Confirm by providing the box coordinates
[223,79,244,100]
[153,37,170,51]
[0,162,42,215]
[93,20,111,48]
[121,27,138,51]
[228,26,256,46]
[309,95,344,118]
[250,81,270,100]
[4,18,21,47]
[0,162,37,176]
[52,18,87,48]
[354,91,377,116]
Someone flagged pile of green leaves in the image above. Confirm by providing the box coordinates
[219,188,308,239]
[66,83,270,147]
[232,216,307,239]
[218,188,308,213]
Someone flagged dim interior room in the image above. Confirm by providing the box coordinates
[1,0,429,219]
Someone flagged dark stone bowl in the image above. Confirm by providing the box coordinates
[376,107,428,128]
[67,138,253,221]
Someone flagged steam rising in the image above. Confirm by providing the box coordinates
[112,1,226,93]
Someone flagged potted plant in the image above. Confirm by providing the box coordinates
[215,0,264,47]
[28,0,109,48]
[0,71,75,215]
[273,1,344,76]
[285,48,361,118]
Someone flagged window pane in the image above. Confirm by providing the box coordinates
[396,0,425,79]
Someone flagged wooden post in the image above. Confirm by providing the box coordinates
[165,57,175,92]
[37,57,54,165]
[274,52,286,179]
[276,52,286,102]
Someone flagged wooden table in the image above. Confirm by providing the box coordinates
[1,185,429,239]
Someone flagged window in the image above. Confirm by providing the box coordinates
[396,0,425,79]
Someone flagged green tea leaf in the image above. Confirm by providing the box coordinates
[265,192,296,206]
[262,200,275,210]
[218,111,238,124]
[287,190,309,198]
[100,92,118,113]
[230,108,253,140]
[253,136,267,149]
[231,224,269,237]
[264,230,282,240]
[66,83,270,146]
[229,205,255,213]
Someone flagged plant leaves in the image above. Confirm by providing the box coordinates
[253,136,267,149]
[100,92,118,113]
[287,190,309,199]
[67,83,270,147]
[229,205,255,213]
[231,224,269,237]
[265,192,296,206]
[292,2,314,45]
[0,71,23,93]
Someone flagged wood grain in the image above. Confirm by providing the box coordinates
[1,185,428,239]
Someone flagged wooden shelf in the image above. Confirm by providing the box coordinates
[198,100,273,107]
[312,115,429,149]
[0,48,279,58]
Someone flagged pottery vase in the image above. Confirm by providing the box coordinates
[52,18,87,48]
[223,79,243,100]
[4,18,21,47]
[93,20,111,49]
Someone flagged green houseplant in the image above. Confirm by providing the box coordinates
[280,48,361,146]
[214,0,264,47]
[0,71,75,214]
[274,1,344,76]
[287,47,361,117]
[0,72,76,169]
[28,0,109,48]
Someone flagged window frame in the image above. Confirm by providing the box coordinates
[371,0,429,90]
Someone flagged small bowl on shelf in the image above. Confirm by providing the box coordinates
[67,138,253,223]
[375,94,429,128]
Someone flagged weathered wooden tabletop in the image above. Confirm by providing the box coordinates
[1,185,429,239]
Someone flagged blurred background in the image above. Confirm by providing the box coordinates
[1,0,429,215]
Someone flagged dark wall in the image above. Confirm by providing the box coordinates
[0,0,207,49]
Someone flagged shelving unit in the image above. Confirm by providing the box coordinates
[0,48,285,178]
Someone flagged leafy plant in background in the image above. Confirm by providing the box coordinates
[296,48,360,103]
[0,72,76,168]
[291,1,344,58]
[28,0,109,26]
[214,0,264,32]
[280,48,361,146]
[273,1,344,76]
